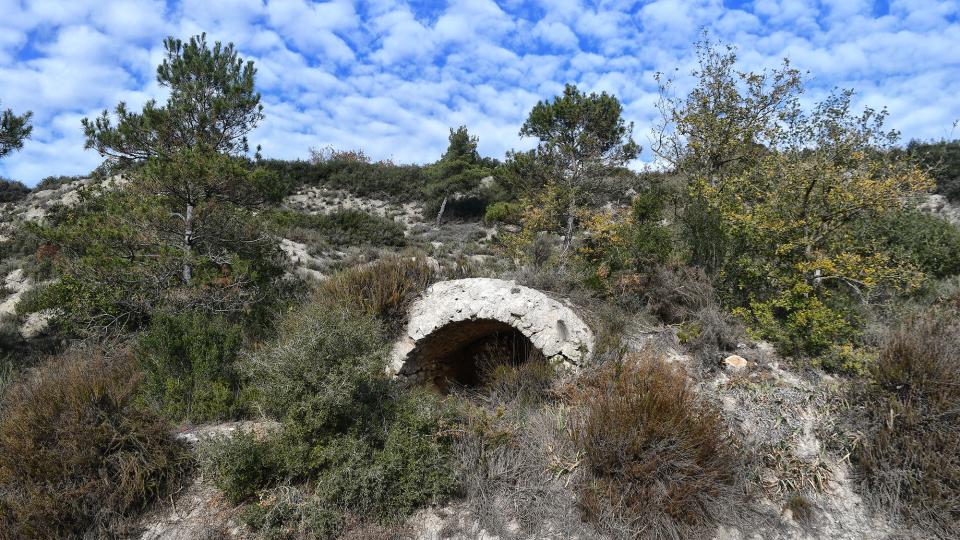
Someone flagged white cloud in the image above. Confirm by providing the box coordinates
[1,0,959,185]
[532,20,579,50]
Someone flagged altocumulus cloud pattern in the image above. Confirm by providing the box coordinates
[1,0,958,185]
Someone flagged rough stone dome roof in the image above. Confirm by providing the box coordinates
[389,278,594,386]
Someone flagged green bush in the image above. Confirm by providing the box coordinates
[251,166,295,203]
[266,208,406,248]
[484,200,522,225]
[874,209,960,279]
[0,349,189,538]
[625,189,673,269]
[0,178,30,203]
[260,158,429,202]
[907,139,960,202]
[736,284,860,359]
[848,314,960,536]
[198,430,277,504]
[321,256,435,336]
[571,349,748,538]
[202,303,456,537]
[136,311,245,422]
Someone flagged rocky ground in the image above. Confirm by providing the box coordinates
[3,179,948,539]
[135,336,905,540]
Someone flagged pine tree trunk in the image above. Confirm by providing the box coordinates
[435,195,448,228]
[182,203,194,284]
[562,193,576,252]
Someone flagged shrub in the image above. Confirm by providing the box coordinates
[816,343,876,376]
[484,200,522,225]
[0,178,30,203]
[197,430,277,504]
[616,264,742,364]
[739,285,859,358]
[848,314,960,536]
[571,350,749,538]
[266,208,406,248]
[450,381,594,537]
[475,354,554,407]
[260,157,430,202]
[320,256,435,336]
[250,166,295,203]
[0,349,189,537]
[907,139,960,202]
[33,174,84,192]
[242,303,388,421]
[615,263,717,322]
[873,209,960,279]
[136,310,245,422]
[202,303,456,537]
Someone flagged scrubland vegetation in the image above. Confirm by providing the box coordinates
[2,32,960,539]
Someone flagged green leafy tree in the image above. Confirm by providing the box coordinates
[520,84,639,249]
[426,126,493,226]
[653,36,802,271]
[657,38,935,355]
[0,102,32,159]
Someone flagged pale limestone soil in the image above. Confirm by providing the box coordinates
[284,185,423,229]
[137,422,278,540]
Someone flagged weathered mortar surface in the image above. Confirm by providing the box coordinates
[389,278,594,382]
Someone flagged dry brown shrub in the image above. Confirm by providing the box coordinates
[570,349,752,539]
[449,350,597,537]
[617,264,743,366]
[0,348,189,538]
[848,314,960,536]
[320,255,435,336]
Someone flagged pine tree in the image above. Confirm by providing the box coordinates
[83,33,267,284]
[520,84,639,249]
[0,103,32,159]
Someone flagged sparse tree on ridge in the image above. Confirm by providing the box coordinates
[520,84,639,249]
[26,34,281,337]
[0,102,33,160]
[427,126,492,226]
[83,33,268,284]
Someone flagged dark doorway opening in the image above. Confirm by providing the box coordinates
[408,319,545,392]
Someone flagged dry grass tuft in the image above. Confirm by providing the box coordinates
[320,255,435,336]
[449,350,596,537]
[848,314,960,536]
[570,349,753,539]
[0,348,189,538]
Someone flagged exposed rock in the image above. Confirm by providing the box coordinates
[19,308,59,339]
[173,420,280,446]
[711,356,897,539]
[390,278,594,385]
[724,354,750,372]
[284,186,423,228]
[4,268,29,293]
[278,237,327,281]
[0,269,33,319]
[137,478,250,540]
[918,193,960,225]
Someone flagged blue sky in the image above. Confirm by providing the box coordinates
[1,0,958,186]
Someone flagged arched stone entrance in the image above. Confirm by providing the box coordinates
[389,278,593,389]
